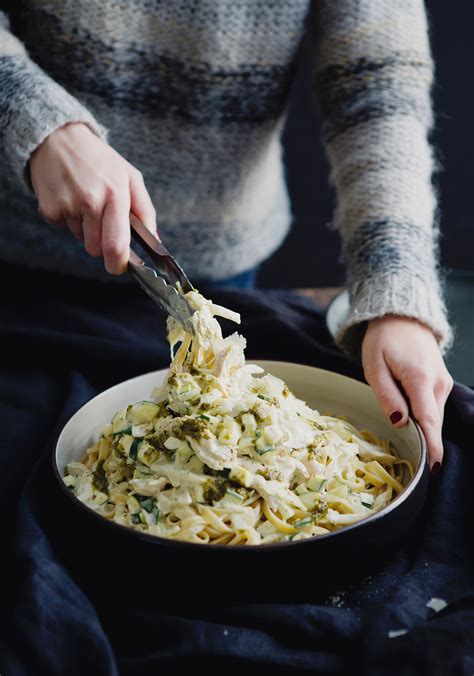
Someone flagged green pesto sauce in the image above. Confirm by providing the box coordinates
[311,500,328,520]
[250,404,265,423]
[92,460,108,494]
[203,478,227,504]
[203,464,219,476]
[202,475,247,504]
[306,443,323,461]
[175,418,210,440]
[147,434,175,459]
[256,467,280,481]
[120,463,134,481]
[167,373,178,387]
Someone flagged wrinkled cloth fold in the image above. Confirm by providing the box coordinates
[0,262,472,676]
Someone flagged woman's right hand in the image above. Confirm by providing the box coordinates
[29,122,156,275]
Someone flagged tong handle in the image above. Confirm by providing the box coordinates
[129,213,193,292]
[130,213,167,258]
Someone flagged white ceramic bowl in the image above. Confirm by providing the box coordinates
[52,361,428,604]
[325,289,350,342]
[55,360,426,526]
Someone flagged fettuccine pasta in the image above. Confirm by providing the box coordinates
[64,290,413,545]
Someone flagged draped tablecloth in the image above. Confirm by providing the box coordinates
[0,262,473,675]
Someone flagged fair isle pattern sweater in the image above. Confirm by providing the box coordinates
[0,0,452,357]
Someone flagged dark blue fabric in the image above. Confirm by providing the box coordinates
[0,261,473,676]
[194,266,259,289]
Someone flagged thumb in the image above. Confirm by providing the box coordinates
[365,357,410,428]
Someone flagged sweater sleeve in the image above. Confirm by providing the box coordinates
[313,0,453,361]
[0,9,107,189]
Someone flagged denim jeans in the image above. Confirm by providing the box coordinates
[194,266,259,290]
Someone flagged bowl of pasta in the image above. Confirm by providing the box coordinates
[52,291,428,605]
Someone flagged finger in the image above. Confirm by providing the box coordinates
[129,170,157,234]
[67,215,84,241]
[405,379,443,471]
[55,215,68,229]
[365,357,409,427]
[38,205,65,227]
[82,207,103,256]
[434,391,446,428]
[101,192,131,275]
[434,374,454,426]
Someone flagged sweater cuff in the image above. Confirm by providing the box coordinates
[334,273,453,362]
[3,64,108,191]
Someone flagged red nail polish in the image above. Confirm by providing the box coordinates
[431,462,441,475]
[390,411,403,424]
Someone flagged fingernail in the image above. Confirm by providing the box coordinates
[390,411,403,424]
[430,462,442,476]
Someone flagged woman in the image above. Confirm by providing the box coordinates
[0,0,453,471]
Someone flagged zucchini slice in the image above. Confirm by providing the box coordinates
[137,440,160,467]
[133,493,155,513]
[116,434,135,456]
[129,438,142,461]
[126,401,160,425]
[111,408,130,434]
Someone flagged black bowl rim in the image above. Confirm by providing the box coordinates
[52,361,428,551]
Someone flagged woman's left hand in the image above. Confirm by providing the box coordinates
[361,315,453,473]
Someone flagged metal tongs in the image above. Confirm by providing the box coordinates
[128,213,195,333]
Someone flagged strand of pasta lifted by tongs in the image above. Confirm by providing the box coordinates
[127,213,196,333]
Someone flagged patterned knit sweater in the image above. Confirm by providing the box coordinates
[0,0,452,357]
